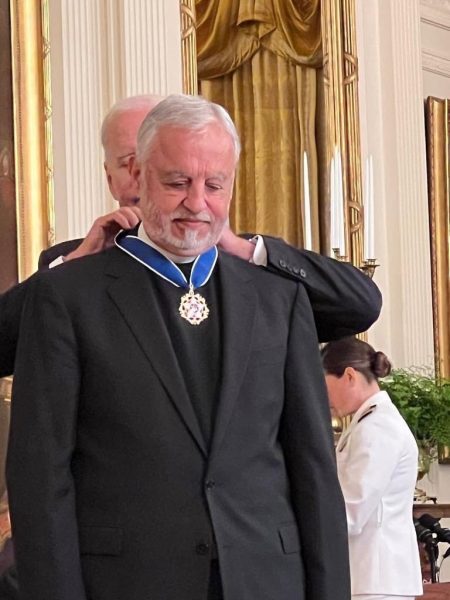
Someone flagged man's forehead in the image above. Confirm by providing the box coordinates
[105,110,147,152]
[149,124,236,162]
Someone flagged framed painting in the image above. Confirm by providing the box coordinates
[2,0,54,293]
[0,0,17,293]
[0,0,54,554]
[426,97,450,380]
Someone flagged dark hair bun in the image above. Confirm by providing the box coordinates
[371,351,392,379]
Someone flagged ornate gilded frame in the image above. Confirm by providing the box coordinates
[179,0,364,267]
[426,97,450,380]
[10,0,54,282]
[0,1,54,426]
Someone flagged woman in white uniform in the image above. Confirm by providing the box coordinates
[321,337,423,600]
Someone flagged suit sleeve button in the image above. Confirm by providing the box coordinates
[300,269,307,278]
[279,259,287,268]
[205,480,215,490]
[293,267,300,275]
[196,543,210,555]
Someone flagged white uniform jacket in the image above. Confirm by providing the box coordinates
[336,390,423,596]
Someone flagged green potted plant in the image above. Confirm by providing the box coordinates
[379,369,450,478]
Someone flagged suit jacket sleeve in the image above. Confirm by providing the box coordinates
[0,282,29,378]
[38,239,83,269]
[6,273,87,600]
[280,283,351,600]
[263,236,382,341]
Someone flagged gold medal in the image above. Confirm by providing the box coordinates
[179,286,209,325]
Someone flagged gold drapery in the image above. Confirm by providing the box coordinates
[196,0,324,247]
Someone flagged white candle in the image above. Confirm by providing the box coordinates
[364,157,370,260]
[330,155,337,253]
[369,155,375,259]
[364,156,375,260]
[336,148,346,256]
[303,152,312,251]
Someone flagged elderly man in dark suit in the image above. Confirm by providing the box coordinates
[6,94,381,600]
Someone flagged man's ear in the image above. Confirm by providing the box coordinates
[104,162,114,194]
[130,156,140,188]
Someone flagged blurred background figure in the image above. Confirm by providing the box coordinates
[321,337,423,600]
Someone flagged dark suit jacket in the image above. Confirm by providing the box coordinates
[7,247,352,600]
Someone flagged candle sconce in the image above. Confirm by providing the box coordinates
[359,259,379,279]
[332,249,379,279]
[332,248,348,262]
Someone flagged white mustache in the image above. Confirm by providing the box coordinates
[171,210,212,223]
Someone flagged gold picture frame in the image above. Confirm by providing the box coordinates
[426,97,450,465]
[0,0,54,501]
[426,97,450,381]
[179,0,364,267]
[10,0,54,282]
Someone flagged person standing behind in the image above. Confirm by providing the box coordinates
[321,337,422,600]
[40,94,163,267]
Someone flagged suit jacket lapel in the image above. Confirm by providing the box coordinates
[105,249,208,457]
[209,254,258,460]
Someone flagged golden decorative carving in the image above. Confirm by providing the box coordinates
[10,0,54,280]
[426,97,450,379]
[179,0,198,95]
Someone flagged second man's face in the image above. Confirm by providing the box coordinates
[136,122,236,256]
[103,109,150,207]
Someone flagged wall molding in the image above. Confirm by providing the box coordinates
[420,0,450,31]
[422,48,450,78]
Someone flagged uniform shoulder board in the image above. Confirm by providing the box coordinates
[357,404,377,423]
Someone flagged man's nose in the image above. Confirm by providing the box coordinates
[183,184,207,213]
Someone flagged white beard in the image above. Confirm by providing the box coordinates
[142,197,225,253]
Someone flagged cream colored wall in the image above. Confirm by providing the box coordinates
[48,0,183,243]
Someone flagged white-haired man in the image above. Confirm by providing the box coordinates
[8,95,359,600]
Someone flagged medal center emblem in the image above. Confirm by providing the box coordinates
[179,289,209,325]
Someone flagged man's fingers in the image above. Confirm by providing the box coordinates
[64,207,142,262]
[96,206,142,232]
